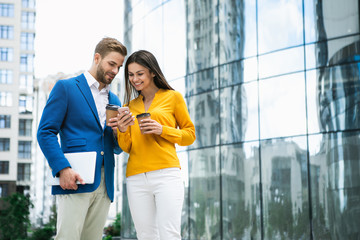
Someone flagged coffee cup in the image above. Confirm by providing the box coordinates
[136,113,151,134]
[106,104,120,123]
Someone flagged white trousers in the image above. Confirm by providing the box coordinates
[126,168,184,240]
[55,168,110,240]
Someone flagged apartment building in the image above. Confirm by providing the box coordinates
[0,0,36,201]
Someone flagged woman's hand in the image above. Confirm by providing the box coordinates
[139,118,163,135]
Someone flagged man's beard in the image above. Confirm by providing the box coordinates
[96,64,114,85]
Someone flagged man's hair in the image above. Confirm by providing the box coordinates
[95,37,127,57]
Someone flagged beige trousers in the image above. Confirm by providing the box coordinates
[55,168,110,240]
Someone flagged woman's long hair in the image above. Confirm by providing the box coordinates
[123,50,174,105]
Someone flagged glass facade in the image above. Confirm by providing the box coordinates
[122,0,360,239]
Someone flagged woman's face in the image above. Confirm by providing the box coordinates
[128,62,155,92]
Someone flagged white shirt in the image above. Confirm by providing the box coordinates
[84,71,110,129]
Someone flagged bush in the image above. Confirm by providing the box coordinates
[103,213,121,238]
[30,203,57,240]
[0,192,33,240]
[31,226,55,240]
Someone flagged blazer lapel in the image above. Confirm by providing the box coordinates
[108,91,117,105]
[75,74,102,129]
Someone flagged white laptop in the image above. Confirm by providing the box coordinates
[46,151,97,186]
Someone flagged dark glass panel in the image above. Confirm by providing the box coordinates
[259,72,306,139]
[187,91,220,149]
[220,82,258,144]
[189,147,220,239]
[309,132,360,239]
[221,142,261,239]
[258,0,303,54]
[261,136,310,239]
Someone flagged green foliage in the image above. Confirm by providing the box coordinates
[30,203,57,240]
[30,226,54,240]
[103,235,112,240]
[103,213,121,238]
[0,192,33,240]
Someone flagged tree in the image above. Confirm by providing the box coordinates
[0,192,33,240]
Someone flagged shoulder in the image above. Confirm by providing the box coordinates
[127,96,141,107]
[55,75,80,86]
[50,75,83,96]
[164,89,185,101]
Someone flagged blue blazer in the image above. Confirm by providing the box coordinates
[37,73,122,202]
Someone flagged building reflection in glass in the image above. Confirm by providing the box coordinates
[121,0,360,239]
[309,0,360,239]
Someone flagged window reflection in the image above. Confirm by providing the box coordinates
[258,46,304,79]
[259,72,306,139]
[130,20,145,52]
[187,0,219,73]
[258,0,303,53]
[144,8,164,67]
[163,0,186,80]
[309,132,360,239]
[187,91,220,149]
[218,0,257,64]
[314,62,360,133]
[186,67,218,96]
[220,82,258,143]
[306,36,360,70]
[221,142,261,239]
[177,151,190,239]
[189,147,220,239]
[220,61,243,87]
[169,78,186,97]
[305,0,360,44]
[261,136,310,239]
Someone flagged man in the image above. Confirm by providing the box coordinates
[37,37,127,240]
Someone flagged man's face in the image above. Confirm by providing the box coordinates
[95,52,125,85]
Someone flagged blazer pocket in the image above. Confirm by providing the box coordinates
[66,138,87,147]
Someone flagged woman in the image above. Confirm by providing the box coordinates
[114,50,196,239]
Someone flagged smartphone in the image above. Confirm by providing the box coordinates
[118,106,129,113]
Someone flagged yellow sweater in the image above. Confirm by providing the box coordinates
[117,89,196,177]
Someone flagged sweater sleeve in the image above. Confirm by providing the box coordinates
[117,128,132,153]
[160,92,196,146]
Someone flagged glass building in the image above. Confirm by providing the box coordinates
[122,0,360,239]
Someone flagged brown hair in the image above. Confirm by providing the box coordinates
[124,50,173,104]
[95,37,127,58]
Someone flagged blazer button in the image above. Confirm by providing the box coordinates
[101,151,104,156]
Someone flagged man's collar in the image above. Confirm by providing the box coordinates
[84,71,110,92]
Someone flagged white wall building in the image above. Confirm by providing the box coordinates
[0,0,36,201]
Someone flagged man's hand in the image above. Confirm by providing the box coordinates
[59,167,85,190]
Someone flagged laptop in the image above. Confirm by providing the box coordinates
[46,151,97,186]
